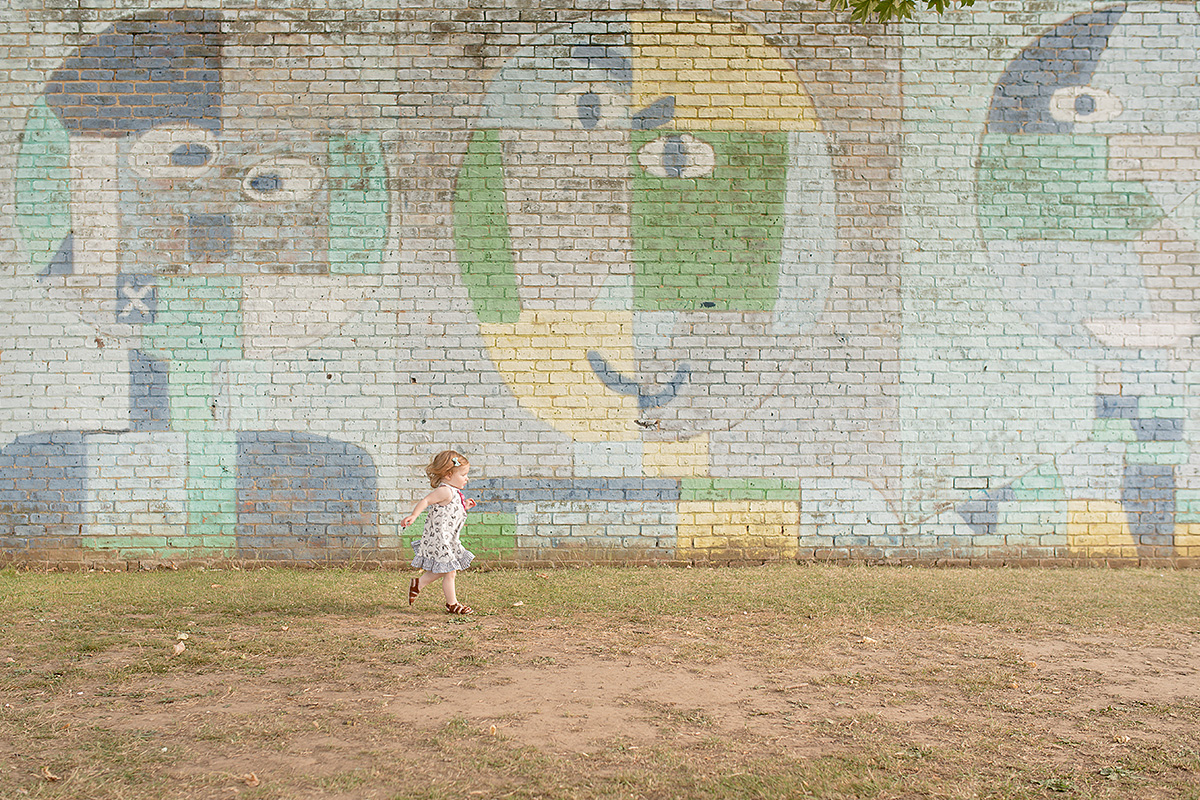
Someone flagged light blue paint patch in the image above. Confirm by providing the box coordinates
[572,440,643,478]
[477,23,633,130]
[515,499,677,557]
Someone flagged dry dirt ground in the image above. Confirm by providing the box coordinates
[6,603,1198,799]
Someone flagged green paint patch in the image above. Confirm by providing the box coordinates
[455,129,520,324]
[402,512,515,562]
[631,130,787,312]
[15,98,71,274]
[462,512,518,560]
[328,134,388,274]
[978,133,1163,241]
[681,478,799,502]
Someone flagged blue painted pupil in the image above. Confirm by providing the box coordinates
[1074,93,1096,116]
[663,135,687,178]
[170,143,212,167]
[577,92,601,130]
[250,174,283,193]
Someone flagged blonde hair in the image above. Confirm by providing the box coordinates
[425,449,468,487]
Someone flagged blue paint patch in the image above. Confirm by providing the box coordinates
[0,431,88,554]
[171,143,212,167]
[129,350,170,432]
[40,233,74,277]
[470,477,683,514]
[955,485,1016,537]
[1122,464,1174,547]
[987,6,1125,134]
[236,432,379,561]
[1096,394,1139,420]
[570,44,632,84]
[44,9,224,136]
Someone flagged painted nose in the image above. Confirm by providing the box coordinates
[187,213,234,262]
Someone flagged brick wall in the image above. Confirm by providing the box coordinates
[1,1,1196,568]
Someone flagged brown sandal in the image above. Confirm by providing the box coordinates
[445,602,474,615]
[408,577,420,606]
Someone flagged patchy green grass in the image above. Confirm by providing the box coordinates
[1,564,1198,799]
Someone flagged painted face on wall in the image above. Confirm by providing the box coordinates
[979,2,1200,354]
[15,10,389,359]
[455,12,835,446]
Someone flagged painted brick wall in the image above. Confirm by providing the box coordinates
[1,1,1196,568]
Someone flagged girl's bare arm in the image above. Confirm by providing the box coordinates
[400,486,454,527]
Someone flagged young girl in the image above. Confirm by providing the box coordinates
[401,450,478,615]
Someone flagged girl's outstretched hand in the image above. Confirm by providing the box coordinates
[465,498,477,510]
[401,514,417,528]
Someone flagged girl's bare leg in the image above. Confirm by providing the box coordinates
[417,571,442,592]
[441,571,459,605]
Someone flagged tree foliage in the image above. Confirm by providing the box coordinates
[831,0,976,23]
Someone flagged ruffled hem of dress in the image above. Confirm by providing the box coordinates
[410,546,474,574]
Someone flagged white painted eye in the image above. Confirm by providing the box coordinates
[1049,86,1124,124]
[556,83,623,130]
[127,126,219,180]
[637,134,716,179]
[242,158,324,203]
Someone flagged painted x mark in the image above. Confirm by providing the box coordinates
[118,281,154,319]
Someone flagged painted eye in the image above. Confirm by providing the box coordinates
[127,127,219,180]
[242,158,324,202]
[637,134,716,179]
[556,84,622,130]
[1049,86,1123,124]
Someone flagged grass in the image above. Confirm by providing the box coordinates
[1,564,1198,799]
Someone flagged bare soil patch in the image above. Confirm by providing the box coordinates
[2,567,1198,799]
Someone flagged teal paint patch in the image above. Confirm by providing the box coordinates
[141,276,244,365]
[1001,464,1067,540]
[16,98,71,274]
[978,133,1163,241]
[631,130,787,312]
[1175,489,1200,524]
[454,129,520,324]
[1124,440,1189,466]
[681,477,799,502]
[328,134,388,275]
[1010,463,1066,503]
[139,276,244,550]
[183,427,238,552]
[1092,418,1137,442]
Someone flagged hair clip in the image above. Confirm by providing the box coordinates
[452,457,460,467]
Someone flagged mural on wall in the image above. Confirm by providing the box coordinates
[455,11,837,560]
[971,1,1200,558]
[6,1,1196,565]
[4,9,389,560]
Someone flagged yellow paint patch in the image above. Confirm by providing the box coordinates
[1066,500,1138,558]
[1176,523,1200,558]
[480,310,640,441]
[630,12,819,132]
[643,435,709,477]
[676,499,799,559]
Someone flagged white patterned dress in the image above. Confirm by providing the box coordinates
[410,483,475,573]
